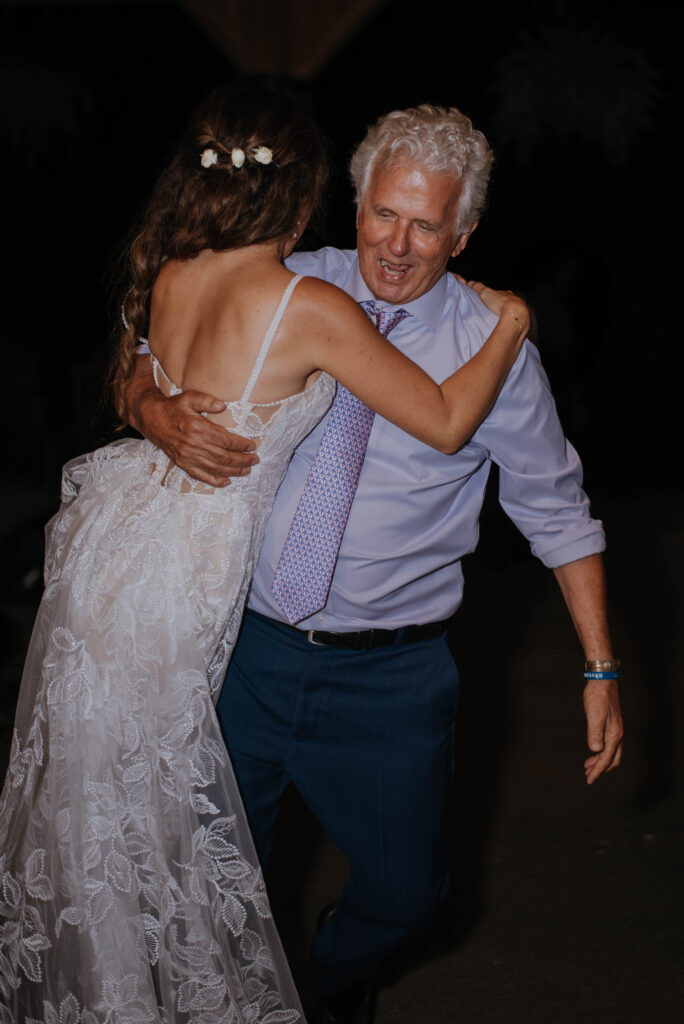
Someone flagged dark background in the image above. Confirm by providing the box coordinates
[1,2,682,1021]
[1,0,679,485]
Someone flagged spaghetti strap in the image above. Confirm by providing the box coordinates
[151,352,182,396]
[240,274,302,404]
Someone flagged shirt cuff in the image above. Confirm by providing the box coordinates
[534,529,606,569]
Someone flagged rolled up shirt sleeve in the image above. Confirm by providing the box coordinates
[475,339,606,568]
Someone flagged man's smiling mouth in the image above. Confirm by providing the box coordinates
[379,258,409,279]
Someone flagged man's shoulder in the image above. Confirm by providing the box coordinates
[447,276,497,328]
[286,246,357,285]
[439,275,499,356]
[443,277,544,381]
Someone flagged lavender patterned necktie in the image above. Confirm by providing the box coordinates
[271,301,411,625]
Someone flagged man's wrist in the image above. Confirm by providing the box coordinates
[583,658,620,681]
[125,356,158,433]
[131,384,164,434]
[584,658,620,672]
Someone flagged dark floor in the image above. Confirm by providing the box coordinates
[1,482,682,1023]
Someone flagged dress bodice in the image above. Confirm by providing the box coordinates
[147,273,336,498]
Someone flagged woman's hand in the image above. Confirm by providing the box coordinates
[467,281,530,336]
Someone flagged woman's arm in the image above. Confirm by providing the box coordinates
[125,276,528,476]
[299,279,530,454]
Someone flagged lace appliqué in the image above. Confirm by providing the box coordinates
[1,274,335,1020]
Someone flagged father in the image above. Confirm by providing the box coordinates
[127,105,623,1023]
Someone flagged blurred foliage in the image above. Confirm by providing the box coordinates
[490,25,661,167]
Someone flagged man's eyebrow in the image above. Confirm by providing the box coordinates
[374,204,439,225]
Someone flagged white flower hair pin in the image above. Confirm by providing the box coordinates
[200,144,273,170]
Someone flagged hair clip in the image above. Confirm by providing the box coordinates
[200,148,218,168]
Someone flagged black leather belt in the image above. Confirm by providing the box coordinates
[304,620,450,651]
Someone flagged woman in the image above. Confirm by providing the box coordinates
[0,86,529,1023]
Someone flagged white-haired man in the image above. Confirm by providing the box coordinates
[127,105,623,1024]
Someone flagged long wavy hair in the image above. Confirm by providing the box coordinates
[111,85,329,418]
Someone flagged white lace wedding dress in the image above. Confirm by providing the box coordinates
[0,275,335,1024]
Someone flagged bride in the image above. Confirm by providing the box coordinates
[0,85,529,1023]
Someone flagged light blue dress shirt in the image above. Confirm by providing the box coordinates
[247,247,605,630]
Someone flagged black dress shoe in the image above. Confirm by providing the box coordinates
[309,980,376,1024]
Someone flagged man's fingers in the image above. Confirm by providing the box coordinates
[220,429,260,454]
[176,436,258,470]
[136,384,259,481]
[174,398,258,457]
[584,727,623,784]
[178,389,227,416]
[169,406,260,469]
[172,440,257,479]
[585,737,623,784]
[187,469,233,488]
[165,446,241,487]
[582,679,624,784]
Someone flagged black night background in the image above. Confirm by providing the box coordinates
[1,2,682,1020]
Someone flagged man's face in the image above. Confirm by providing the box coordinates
[356,161,475,305]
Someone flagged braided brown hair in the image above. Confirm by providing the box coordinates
[112,85,329,417]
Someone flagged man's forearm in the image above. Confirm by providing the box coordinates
[125,355,157,434]
[553,552,623,783]
[552,553,613,659]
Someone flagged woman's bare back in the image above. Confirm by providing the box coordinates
[148,248,323,425]
[145,245,531,459]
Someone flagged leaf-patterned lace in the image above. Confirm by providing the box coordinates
[0,274,335,1022]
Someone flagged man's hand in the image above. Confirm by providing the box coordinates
[583,678,623,785]
[126,356,259,487]
[552,553,624,785]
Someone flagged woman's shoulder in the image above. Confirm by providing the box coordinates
[286,246,356,281]
[293,275,365,323]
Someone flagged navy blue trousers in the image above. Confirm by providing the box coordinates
[217,609,459,998]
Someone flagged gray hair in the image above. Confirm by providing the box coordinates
[350,104,494,235]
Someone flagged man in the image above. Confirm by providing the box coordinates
[127,105,623,1023]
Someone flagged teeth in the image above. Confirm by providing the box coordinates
[381,259,405,275]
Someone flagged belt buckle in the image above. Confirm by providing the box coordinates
[307,629,327,647]
[360,629,376,651]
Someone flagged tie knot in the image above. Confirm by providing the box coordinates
[360,300,411,337]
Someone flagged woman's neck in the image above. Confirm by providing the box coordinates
[190,240,285,271]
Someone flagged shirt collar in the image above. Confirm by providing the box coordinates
[347,254,448,333]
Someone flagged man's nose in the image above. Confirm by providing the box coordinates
[387,222,410,257]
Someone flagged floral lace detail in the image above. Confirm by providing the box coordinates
[0,361,334,1020]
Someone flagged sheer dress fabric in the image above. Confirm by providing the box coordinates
[0,275,335,1023]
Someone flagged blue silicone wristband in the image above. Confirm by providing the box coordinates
[583,671,620,680]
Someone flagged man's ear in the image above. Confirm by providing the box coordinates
[451,220,479,258]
